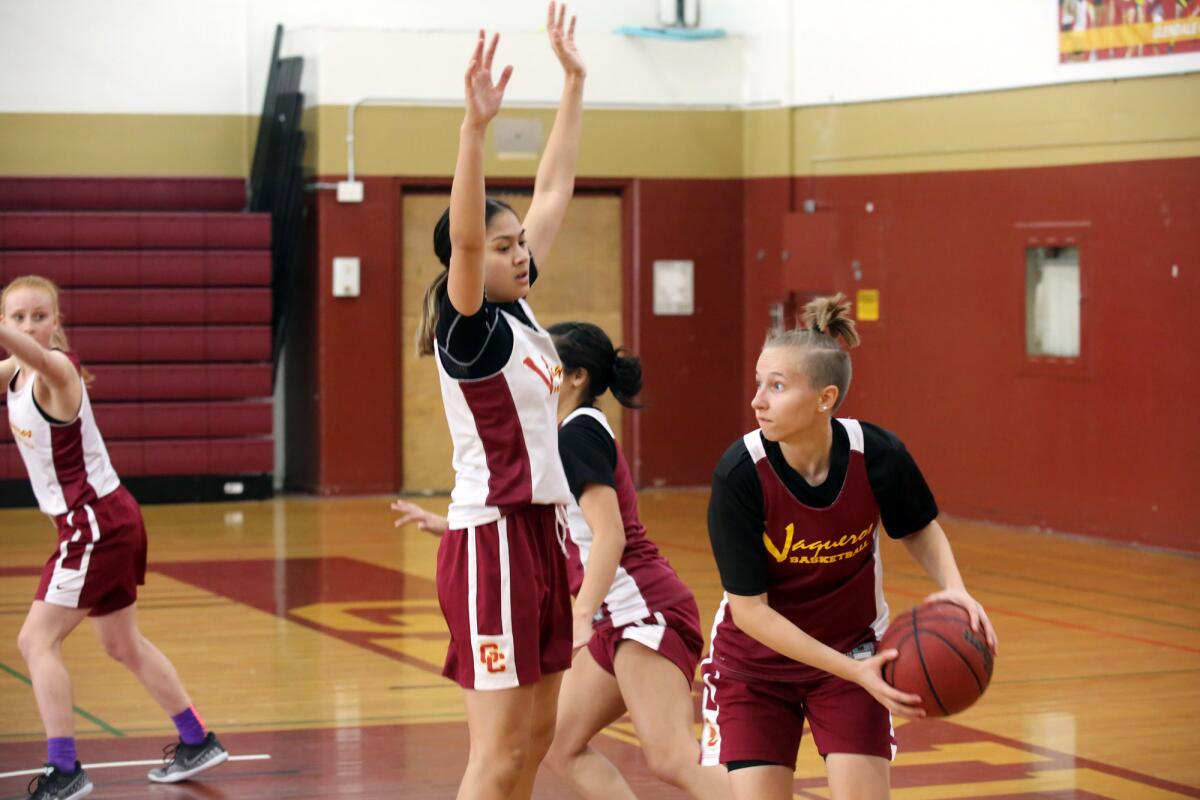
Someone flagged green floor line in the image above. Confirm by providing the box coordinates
[0,660,124,738]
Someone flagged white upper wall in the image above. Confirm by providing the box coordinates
[788,0,1200,106]
[1,0,1197,115]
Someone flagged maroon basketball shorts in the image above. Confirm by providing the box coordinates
[437,504,573,690]
[588,595,704,686]
[35,485,148,616]
[699,663,896,767]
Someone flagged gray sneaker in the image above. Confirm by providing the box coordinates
[147,732,228,783]
[26,761,92,800]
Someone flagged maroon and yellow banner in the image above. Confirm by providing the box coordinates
[1059,0,1200,61]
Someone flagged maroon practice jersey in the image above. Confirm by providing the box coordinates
[706,419,890,682]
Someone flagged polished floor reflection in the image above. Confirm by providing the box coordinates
[1,493,1198,799]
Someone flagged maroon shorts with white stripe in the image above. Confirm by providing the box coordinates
[699,662,896,767]
[35,485,147,617]
[587,595,704,686]
[436,505,573,690]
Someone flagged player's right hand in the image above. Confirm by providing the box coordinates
[854,649,926,720]
[463,30,512,129]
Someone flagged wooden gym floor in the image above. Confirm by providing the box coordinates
[1,492,1197,799]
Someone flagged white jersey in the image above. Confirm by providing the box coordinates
[6,353,120,516]
[436,299,571,528]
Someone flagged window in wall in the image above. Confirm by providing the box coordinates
[1026,246,1080,358]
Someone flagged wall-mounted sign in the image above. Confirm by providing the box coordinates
[1059,0,1200,62]
[653,260,695,316]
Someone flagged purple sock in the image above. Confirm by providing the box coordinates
[47,737,77,774]
[171,706,207,746]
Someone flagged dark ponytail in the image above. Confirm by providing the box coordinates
[548,321,642,409]
[417,197,520,356]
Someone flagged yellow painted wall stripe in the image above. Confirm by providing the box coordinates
[784,72,1200,177]
[0,113,255,178]
[2,74,1196,179]
[308,105,744,180]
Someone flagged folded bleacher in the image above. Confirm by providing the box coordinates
[0,177,274,505]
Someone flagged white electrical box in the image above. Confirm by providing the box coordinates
[337,180,364,203]
[333,257,361,297]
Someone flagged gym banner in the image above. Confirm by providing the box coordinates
[1059,0,1200,61]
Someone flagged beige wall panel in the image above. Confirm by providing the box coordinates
[317,106,744,179]
[401,192,623,493]
[0,113,254,177]
[3,74,1194,179]
[790,73,1200,176]
[742,107,791,178]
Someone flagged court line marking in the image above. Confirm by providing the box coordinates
[887,585,1200,655]
[964,564,1200,614]
[0,660,124,737]
[0,754,271,780]
[889,567,1200,633]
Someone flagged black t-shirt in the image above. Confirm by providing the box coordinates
[435,261,539,380]
[558,410,618,501]
[708,420,938,596]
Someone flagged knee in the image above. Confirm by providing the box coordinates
[642,743,692,787]
[100,633,143,666]
[542,734,580,777]
[471,743,527,791]
[16,627,42,664]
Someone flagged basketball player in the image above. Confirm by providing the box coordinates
[1,276,227,800]
[396,323,732,800]
[699,294,997,800]
[411,5,585,798]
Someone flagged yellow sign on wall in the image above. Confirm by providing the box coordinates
[856,289,880,322]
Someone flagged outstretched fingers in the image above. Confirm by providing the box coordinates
[495,64,513,94]
[484,31,499,70]
[465,29,485,83]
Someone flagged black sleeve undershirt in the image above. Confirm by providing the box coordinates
[435,260,538,380]
[558,412,618,501]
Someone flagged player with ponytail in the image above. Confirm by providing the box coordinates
[701,294,997,800]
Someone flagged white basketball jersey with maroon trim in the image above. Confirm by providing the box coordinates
[436,299,571,528]
[6,354,120,516]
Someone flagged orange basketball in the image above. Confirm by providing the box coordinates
[878,601,994,717]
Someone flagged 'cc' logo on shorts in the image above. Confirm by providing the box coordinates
[479,642,507,673]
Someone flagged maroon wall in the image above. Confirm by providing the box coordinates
[297,159,1197,551]
[295,176,748,495]
[741,159,1200,550]
[629,179,746,487]
[292,177,402,494]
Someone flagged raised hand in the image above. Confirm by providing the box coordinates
[464,30,513,129]
[391,498,449,536]
[546,2,585,78]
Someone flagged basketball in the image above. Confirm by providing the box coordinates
[879,601,995,717]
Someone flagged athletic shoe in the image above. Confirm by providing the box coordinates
[26,761,92,800]
[147,731,228,783]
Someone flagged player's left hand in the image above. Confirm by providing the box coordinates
[391,499,448,536]
[570,612,593,655]
[546,2,585,78]
[923,587,998,653]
